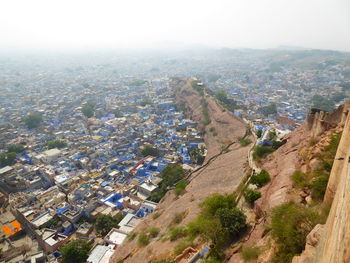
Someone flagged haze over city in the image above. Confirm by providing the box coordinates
[0,0,349,51]
[1,1,350,263]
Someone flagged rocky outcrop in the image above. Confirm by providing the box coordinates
[293,102,350,263]
[306,101,350,137]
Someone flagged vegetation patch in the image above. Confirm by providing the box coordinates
[291,170,308,188]
[241,246,262,262]
[174,180,189,196]
[238,137,252,147]
[270,202,326,263]
[94,214,124,236]
[250,170,271,188]
[244,189,261,204]
[48,139,67,149]
[150,164,185,202]
[253,145,275,160]
[23,113,43,129]
[60,239,93,263]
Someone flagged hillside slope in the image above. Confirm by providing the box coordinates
[111,78,251,262]
[228,102,350,263]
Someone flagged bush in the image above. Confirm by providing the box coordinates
[171,211,186,225]
[239,137,252,147]
[149,227,160,238]
[137,232,150,247]
[127,231,137,241]
[173,240,192,256]
[217,207,247,237]
[244,189,261,204]
[152,211,162,220]
[169,226,187,241]
[311,176,328,200]
[200,193,236,217]
[241,246,261,262]
[271,203,325,262]
[253,146,275,160]
[291,171,307,188]
[174,180,189,196]
[250,170,270,187]
[256,129,263,138]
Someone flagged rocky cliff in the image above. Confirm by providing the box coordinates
[293,101,350,263]
[228,103,349,263]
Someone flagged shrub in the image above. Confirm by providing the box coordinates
[168,226,187,241]
[244,189,261,204]
[291,171,307,188]
[253,146,274,160]
[171,211,186,225]
[149,227,160,238]
[250,170,270,187]
[152,211,162,220]
[137,232,150,247]
[174,180,189,196]
[271,203,325,262]
[311,176,328,200]
[239,137,252,147]
[200,193,236,217]
[241,246,261,262]
[127,231,137,241]
[256,129,263,138]
[217,207,247,237]
[173,240,192,256]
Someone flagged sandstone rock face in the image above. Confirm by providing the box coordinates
[292,224,324,263]
[293,101,350,263]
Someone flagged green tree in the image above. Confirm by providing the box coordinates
[23,113,42,129]
[140,145,159,157]
[48,139,67,149]
[259,103,277,116]
[150,164,185,202]
[0,152,17,167]
[94,214,124,236]
[216,90,228,104]
[81,104,94,118]
[217,207,247,237]
[7,145,25,153]
[200,193,236,217]
[61,239,92,263]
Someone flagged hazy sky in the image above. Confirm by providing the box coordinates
[0,0,349,51]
